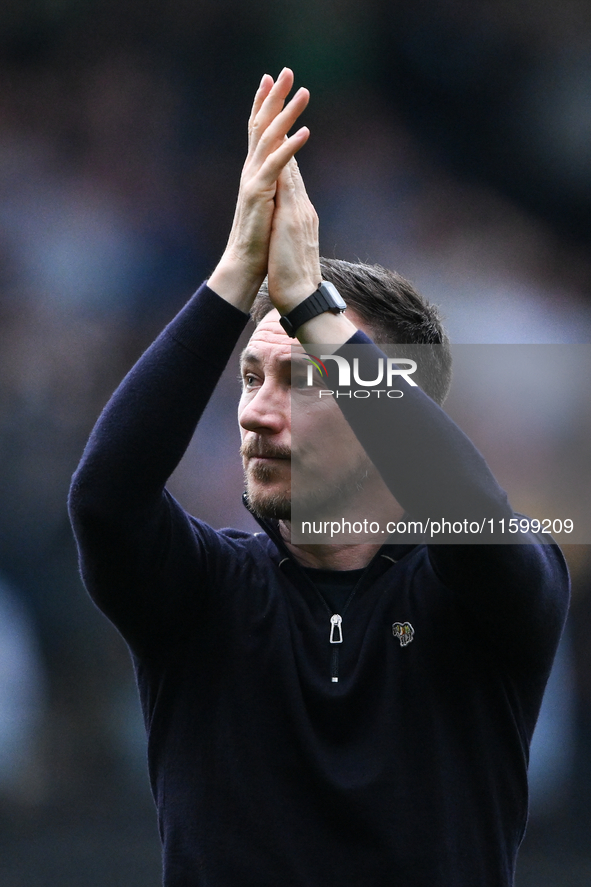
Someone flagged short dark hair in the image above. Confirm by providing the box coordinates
[250,257,453,405]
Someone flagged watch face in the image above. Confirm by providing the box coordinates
[319,281,347,311]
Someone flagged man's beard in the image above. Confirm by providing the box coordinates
[240,440,292,520]
[241,440,374,523]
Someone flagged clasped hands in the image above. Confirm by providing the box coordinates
[208,68,322,317]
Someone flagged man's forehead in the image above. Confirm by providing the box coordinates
[241,309,305,364]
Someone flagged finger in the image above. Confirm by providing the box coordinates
[277,159,304,199]
[258,67,294,123]
[274,164,297,211]
[251,87,310,164]
[249,67,295,148]
[248,74,274,131]
[276,159,319,233]
[256,126,310,189]
[287,156,312,201]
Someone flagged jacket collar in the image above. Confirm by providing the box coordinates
[241,492,417,588]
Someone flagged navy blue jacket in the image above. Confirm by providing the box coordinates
[69,283,569,886]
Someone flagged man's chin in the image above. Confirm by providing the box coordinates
[245,483,291,521]
[244,461,376,523]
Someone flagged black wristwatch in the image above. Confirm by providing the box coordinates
[279,281,347,337]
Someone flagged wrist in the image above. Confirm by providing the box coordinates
[208,255,265,313]
[296,311,358,346]
[269,279,321,315]
[279,281,347,338]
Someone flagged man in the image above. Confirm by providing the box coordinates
[69,69,569,886]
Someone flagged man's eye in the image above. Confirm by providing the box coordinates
[242,374,258,388]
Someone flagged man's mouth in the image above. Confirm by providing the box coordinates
[240,443,291,462]
[251,454,289,460]
[247,455,291,475]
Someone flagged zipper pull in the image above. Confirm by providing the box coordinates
[329,614,343,644]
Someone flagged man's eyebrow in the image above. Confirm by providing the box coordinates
[239,349,307,369]
[239,349,260,368]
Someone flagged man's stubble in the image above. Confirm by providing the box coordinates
[241,441,374,522]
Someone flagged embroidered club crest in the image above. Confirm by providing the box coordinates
[392,622,414,647]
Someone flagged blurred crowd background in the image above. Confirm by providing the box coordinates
[0,0,590,883]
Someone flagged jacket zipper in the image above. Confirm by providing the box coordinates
[329,614,343,683]
[244,503,402,686]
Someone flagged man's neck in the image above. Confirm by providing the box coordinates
[279,522,382,570]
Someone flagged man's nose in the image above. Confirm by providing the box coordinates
[239,382,290,434]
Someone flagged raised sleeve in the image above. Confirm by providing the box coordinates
[329,331,570,672]
[68,283,250,652]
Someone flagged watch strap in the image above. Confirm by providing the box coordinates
[279,282,346,337]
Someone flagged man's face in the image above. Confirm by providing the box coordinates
[238,308,373,521]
